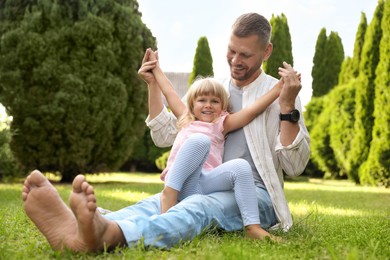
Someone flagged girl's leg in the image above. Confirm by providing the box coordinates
[161,133,210,213]
[200,158,280,241]
[200,158,259,225]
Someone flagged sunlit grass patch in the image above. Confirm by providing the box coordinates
[2,173,389,259]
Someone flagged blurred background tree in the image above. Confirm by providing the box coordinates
[311,29,344,97]
[0,0,156,182]
[188,36,213,85]
[263,13,293,78]
[347,1,384,182]
[305,0,389,187]
[360,0,389,187]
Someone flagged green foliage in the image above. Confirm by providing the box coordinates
[0,116,22,181]
[305,82,357,179]
[311,29,344,97]
[328,82,356,179]
[303,97,324,133]
[338,12,367,85]
[339,12,367,85]
[311,28,327,97]
[263,13,293,78]
[303,98,326,178]
[155,150,170,171]
[188,36,213,85]
[338,57,354,85]
[347,0,384,182]
[124,129,170,172]
[324,32,344,90]
[306,0,389,186]
[0,0,156,182]
[351,12,368,77]
[360,0,390,187]
[308,95,340,177]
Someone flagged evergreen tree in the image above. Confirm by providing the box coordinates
[263,13,293,78]
[124,129,170,173]
[352,12,368,77]
[303,97,326,178]
[328,81,356,177]
[311,28,328,97]
[338,12,367,85]
[323,32,344,93]
[338,57,353,85]
[360,0,390,187]
[188,36,213,85]
[309,94,340,177]
[312,29,344,97]
[347,0,384,182]
[0,0,156,182]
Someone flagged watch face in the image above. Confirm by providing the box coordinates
[291,109,300,122]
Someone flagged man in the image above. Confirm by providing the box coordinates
[143,12,309,231]
[22,12,310,252]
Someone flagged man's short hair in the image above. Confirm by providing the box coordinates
[231,13,271,47]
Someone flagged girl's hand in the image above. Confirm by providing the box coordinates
[278,62,302,113]
[138,48,158,84]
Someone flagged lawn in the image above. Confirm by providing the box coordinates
[1,173,389,259]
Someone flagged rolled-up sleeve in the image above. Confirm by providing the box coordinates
[275,124,310,177]
[145,106,178,148]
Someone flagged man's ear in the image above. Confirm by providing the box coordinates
[263,43,273,61]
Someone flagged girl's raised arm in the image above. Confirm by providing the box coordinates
[222,80,283,135]
[150,52,186,118]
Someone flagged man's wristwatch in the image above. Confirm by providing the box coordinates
[279,109,300,123]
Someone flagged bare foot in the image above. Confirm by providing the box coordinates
[160,186,179,214]
[22,170,78,251]
[69,175,126,251]
[23,170,125,252]
[245,224,283,243]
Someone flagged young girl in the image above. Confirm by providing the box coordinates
[145,49,286,241]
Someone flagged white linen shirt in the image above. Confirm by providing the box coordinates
[145,71,310,231]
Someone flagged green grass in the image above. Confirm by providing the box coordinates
[1,173,389,259]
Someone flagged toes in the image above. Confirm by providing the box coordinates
[85,185,97,211]
[28,170,48,187]
[22,191,28,201]
[22,170,47,201]
[87,200,97,211]
[82,182,94,196]
[72,175,86,193]
[22,185,30,201]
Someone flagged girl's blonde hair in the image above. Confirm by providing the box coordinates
[177,77,230,129]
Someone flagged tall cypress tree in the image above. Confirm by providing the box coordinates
[328,81,356,178]
[303,97,326,178]
[188,36,213,85]
[263,13,293,78]
[323,32,344,93]
[311,28,328,97]
[338,12,367,85]
[347,0,384,182]
[352,12,368,77]
[308,93,340,177]
[0,0,156,182]
[338,57,353,85]
[312,29,344,97]
[360,0,390,187]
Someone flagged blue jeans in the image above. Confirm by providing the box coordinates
[104,186,277,248]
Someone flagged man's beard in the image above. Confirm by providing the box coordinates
[230,64,260,82]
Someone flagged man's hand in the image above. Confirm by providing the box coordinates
[278,62,302,113]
